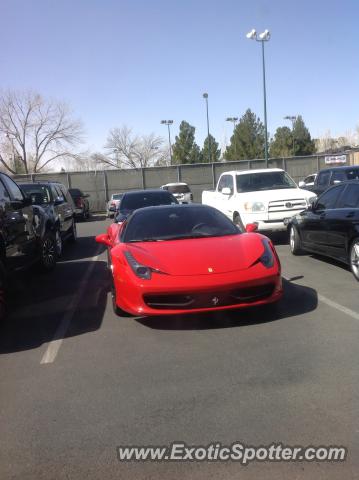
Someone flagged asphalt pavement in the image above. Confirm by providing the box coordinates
[0,216,358,480]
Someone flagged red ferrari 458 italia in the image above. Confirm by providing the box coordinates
[96,204,283,316]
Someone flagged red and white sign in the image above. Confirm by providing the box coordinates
[324,155,347,165]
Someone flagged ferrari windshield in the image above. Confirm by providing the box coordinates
[119,191,178,213]
[122,205,239,243]
[236,171,297,192]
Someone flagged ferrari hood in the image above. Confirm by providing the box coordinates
[123,234,266,276]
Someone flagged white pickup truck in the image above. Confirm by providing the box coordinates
[202,168,316,232]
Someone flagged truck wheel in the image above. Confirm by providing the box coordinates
[233,213,245,231]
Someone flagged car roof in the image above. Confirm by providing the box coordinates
[19,181,64,186]
[161,182,189,186]
[123,189,172,196]
[130,204,210,214]
[224,168,284,175]
[320,166,359,172]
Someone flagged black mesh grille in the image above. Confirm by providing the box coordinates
[143,283,275,310]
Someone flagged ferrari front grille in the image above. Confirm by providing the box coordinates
[143,283,275,310]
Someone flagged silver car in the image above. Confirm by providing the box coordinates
[160,182,193,203]
[106,193,123,218]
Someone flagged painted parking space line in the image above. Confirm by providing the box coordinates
[283,276,359,321]
[40,251,101,365]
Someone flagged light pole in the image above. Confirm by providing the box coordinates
[160,120,173,165]
[114,148,120,168]
[284,115,297,157]
[203,93,211,163]
[226,117,239,159]
[246,28,271,168]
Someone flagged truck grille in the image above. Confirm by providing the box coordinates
[268,198,307,213]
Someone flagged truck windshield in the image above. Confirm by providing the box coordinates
[236,171,297,192]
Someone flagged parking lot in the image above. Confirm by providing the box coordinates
[1,215,358,479]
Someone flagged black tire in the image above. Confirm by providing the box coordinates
[289,225,303,255]
[233,212,245,231]
[68,221,77,243]
[55,229,63,258]
[110,272,132,317]
[349,237,359,281]
[39,232,57,271]
[0,261,7,321]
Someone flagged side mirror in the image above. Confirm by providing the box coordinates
[54,196,65,206]
[298,181,305,187]
[221,187,232,195]
[95,233,112,247]
[245,223,258,233]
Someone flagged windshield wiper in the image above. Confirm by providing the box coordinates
[127,238,163,243]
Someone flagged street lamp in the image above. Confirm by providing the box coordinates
[246,28,271,168]
[226,117,239,159]
[160,120,173,165]
[203,93,211,163]
[284,115,297,157]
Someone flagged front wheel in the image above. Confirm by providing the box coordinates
[349,238,359,281]
[110,272,131,317]
[68,221,77,243]
[39,232,57,271]
[289,225,303,255]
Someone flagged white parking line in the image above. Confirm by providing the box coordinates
[283,276,359,321]
[40,251,101,364]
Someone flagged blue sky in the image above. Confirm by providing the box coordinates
[1,0,359,153]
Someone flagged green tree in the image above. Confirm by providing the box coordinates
[202,134,221,163]
[292,116,315,156]
[172,121,202,164]
[269,126,293,157]
[224,109,265,160]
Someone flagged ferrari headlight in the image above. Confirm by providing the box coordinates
[260,239,274,268]
[124,251,152,279]
[244,201,266,212]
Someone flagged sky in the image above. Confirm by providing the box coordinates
[1,0,359,155]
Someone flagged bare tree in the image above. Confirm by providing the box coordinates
[0,89,84,174]
[103,126,164,169]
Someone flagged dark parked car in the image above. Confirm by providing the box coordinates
[0,173,57,317]
[288,180,359,280]
[69,188,90,220]
[19,181,77,256]
[114,189,179,223]
[305,166,359,196]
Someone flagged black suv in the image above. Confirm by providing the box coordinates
[0,173,57,317]
[306,166,359,196]
[20,181,77,256]
[114,189,179,223]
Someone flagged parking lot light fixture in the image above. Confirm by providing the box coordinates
[203,93,211,163]
[284,115,297,157]
[161,120,174,165]
[246,28,271,168]
[226,117,239,159]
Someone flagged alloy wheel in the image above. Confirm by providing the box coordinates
[42,237,56,269]
[350,240,359,280]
